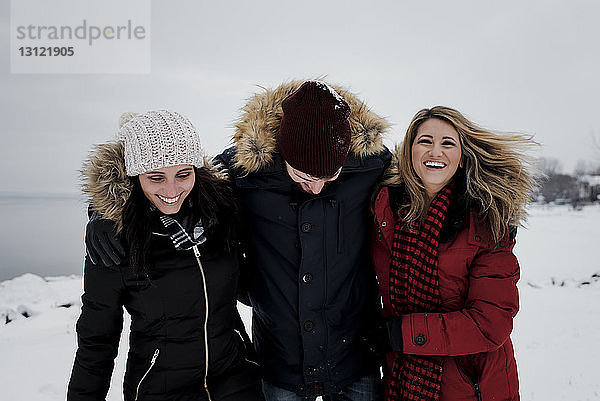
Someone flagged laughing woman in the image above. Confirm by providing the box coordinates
[371,106,538,401]
[67,110,263,401]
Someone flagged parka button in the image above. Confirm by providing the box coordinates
[301,222,312,233]
[381,221,387,227]
[304,320,314,331]
[415,334,426,346]
[302,273,313,283]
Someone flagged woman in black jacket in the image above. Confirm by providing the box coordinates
[68,110,263,401]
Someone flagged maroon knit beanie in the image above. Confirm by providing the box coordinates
[277,81,352,178]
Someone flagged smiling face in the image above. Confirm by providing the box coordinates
[285,162,342,195]
[411,118,462,199]
[138,165,195,214]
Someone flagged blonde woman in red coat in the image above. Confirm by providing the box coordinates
[370,106,538,401]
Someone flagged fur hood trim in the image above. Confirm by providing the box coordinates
[81,141,224,232]
[81,142,131,233]
[232,79,391,174]
[374,143,402,192]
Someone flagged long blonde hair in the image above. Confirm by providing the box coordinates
[389,106,539,243]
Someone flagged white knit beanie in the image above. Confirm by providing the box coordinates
[117,110,203,176]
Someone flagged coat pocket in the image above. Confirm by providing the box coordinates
[454,356,482,401]
[134,348,160,401]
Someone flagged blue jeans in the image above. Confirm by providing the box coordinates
[262,374,382,401]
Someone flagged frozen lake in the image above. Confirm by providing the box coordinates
[0,195,88,281]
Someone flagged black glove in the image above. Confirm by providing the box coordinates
[359,316,404,360]
[85,211,125,266]
[359,317,390,361]
[385,317,403,353]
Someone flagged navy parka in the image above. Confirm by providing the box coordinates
[216,150,390,394]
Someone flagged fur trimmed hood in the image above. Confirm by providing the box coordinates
[232,79,391,173]
[377,144,402,187]
[81,142,131,233]
[81,141,223,232]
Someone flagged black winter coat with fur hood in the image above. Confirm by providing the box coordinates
[67,144,261,401]
[214,80,392,396]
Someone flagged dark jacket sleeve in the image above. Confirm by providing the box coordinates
[213,147,254,306]
[67,258,125,400]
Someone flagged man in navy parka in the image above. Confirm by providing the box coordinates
[214,80,392,400]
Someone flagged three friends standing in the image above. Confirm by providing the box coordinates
[68,80,537,401]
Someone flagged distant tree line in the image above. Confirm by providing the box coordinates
[537,157,600,204]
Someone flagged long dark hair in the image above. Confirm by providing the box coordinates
[122,166,240,270]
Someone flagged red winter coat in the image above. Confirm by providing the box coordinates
[371,187,520,401]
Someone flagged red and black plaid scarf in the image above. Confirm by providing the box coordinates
[387,185,453,401]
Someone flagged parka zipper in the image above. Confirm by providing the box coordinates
[135,348,160,401]
[456,358,482,401]
[193,245,212,401]
[474,383,482,401]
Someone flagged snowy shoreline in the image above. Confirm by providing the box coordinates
[1,272,599,400]
[2,205,599,400]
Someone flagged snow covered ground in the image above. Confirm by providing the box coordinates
[1,204,599,400]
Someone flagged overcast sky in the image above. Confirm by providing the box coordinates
[2,0,599,195]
